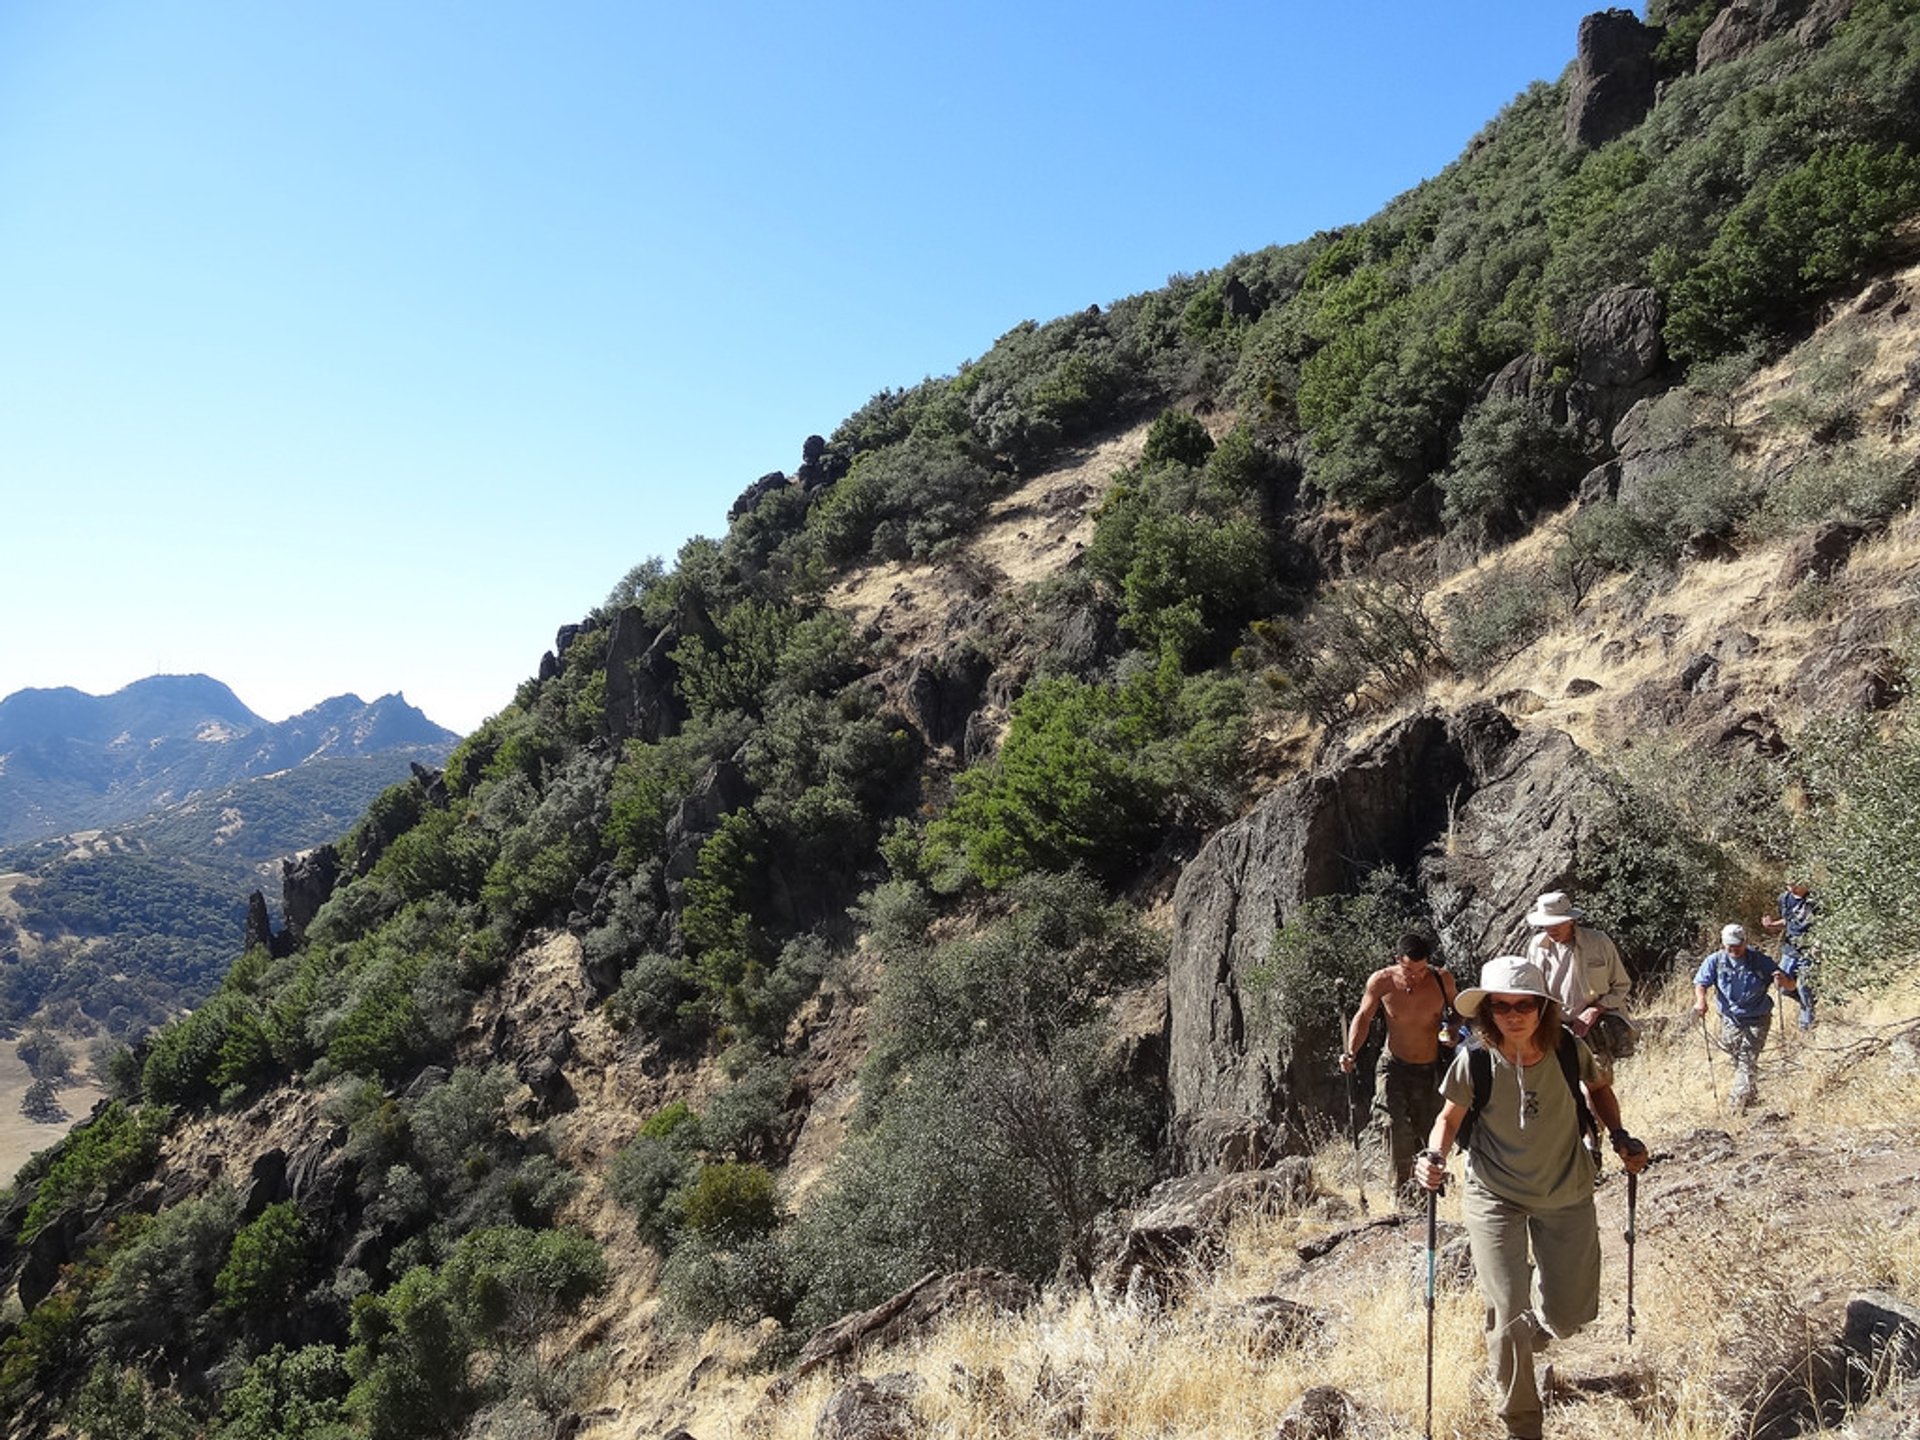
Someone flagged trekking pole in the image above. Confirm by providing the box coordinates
[1624,1169,1638,1344]
[1425,1182,1439,1440]
[1699,1012,1722,1109]
[1344,1069,1368,1216]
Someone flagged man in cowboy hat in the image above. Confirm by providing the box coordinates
[1523,891,1635,1078]
[1695,922,1796,1111]
[1414,956,1649,1440]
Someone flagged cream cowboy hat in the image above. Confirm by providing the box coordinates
[1525,891,1583,929]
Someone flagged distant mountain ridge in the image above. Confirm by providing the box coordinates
[0,674,458,845]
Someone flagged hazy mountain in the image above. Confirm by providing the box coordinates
[0,677,460,1034]
[0,675,458,845]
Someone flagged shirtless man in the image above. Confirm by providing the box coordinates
[1339,932,1460,1203]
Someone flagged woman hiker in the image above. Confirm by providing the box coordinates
[1413,956,1650,1440]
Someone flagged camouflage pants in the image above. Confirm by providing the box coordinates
[1719,1012,1772,1110]
[1375,1057,1445,1202]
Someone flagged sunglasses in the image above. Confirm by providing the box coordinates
[1487,997,1541,1015]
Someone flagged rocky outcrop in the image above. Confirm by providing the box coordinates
[1576,286,1665,389]
[603,595,718,745]
[1567,286,1668,441]
[730,470,791,520]
[244,890,279,958]
[282,844,341,943]
[797,434,850,491]
[1273,1385,1358,1440]
[1167,706,1598,1152]
[1088,1163,1314,1304]
[1777,519,1873,585]
[1736,1291,1920,1438]
[1788,643,1901,716]
[813,1374,922,1440]
[900,648,992,755]
[1697,0,1812,70]
[1485,353,1568,423]
[663,759,753,884]
[1565,9,1657,150]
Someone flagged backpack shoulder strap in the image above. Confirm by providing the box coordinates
[1455,1047,1493,1151]
[1557,1031,1597,1142]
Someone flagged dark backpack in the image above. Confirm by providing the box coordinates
[1454,1031,1596,1154]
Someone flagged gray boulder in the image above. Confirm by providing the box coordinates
[812,1374,923,1440]
[1576,286,1666,389]
[1089,1164,1314,1305]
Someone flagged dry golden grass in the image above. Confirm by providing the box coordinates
[583,968,1919,1440]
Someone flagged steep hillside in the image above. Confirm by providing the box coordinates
[3,4,1920,1438]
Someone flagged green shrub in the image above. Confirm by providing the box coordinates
[64,1366,199,1440]
[143,992,252,1107]
[345,1265,468,1440]
[0,1291,87,1410]
[679,809,771,1012]
[1246,575,1444,727]
[1574,768,1730,968]
[788,872,1158,1324]
[88,1189,241,1360]
[1662,143,1920,363]
[1758,448,1913,530]
[607,1135,697,1251]
[699,1057,792,1161]
[1142,408,1215,467]
[603,953,697,1039]
[1789,711,1920,1000]
[437,1226,607,1344]
[215,1201,311,1322]
[215,1345,351,1440]
[657,1234,792,1332]
[1439,397,1589,543]
[923,659,1247,889]
[1443,566,1557,676]
[1552,503,1653,608]
[677,1162,781,1243]
[1246,871,1429,1050]
[22,1101,168,1240]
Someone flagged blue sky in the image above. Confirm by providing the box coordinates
[0,2,1615,735]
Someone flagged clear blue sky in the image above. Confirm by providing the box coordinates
[0,2,1616,735]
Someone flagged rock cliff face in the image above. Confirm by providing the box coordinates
[1564,9,1657,149]
[1166,704,1598,1159]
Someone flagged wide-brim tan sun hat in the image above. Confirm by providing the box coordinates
[1455,955,1553,1018]
[1525,890,1583,929]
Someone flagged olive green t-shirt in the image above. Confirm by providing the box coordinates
[1442,1038,1599,1211]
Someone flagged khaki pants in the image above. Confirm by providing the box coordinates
[1461,1178,1602,1440]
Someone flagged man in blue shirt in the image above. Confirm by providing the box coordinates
[1694,923,1796,1111]
[1762,880,1818,1030]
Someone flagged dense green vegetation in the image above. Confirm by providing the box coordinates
[10,5,1920,1432]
